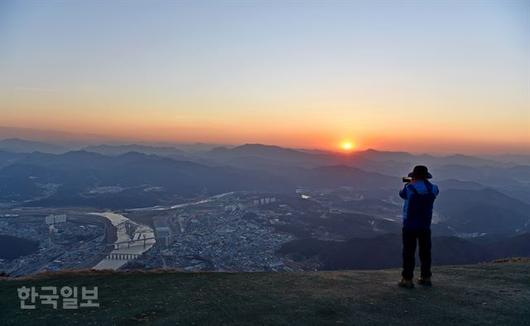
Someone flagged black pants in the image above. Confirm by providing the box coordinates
[402,228,431,280]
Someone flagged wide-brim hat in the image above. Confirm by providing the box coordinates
[408,165,432,179]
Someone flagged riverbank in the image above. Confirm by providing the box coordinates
[89,212,156,270]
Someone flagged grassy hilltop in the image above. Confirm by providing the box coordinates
[0,260,529,325]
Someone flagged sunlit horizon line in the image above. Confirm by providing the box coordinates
[0,125,529,157]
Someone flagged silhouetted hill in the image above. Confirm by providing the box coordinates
[0,150,406,208]
[0,138,66,154]
[355,148,433,162]
[436,188,530,234]
[84,144,187,158]
[434,164,523,187]
[306,165,396,189]
[0,150,24,169]
[201,144,525,186]
[228,144,314,157]
[207,143,330,168]
[0,151,292,208]
[278,233,530,270]
[436,179,486,190]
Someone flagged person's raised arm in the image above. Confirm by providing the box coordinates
[399,184,408,199]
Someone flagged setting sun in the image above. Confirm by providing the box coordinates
[340,141,355,152]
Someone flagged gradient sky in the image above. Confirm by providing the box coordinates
[1,0,529,153]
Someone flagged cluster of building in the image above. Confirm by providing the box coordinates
[0,214,108,276]
[1,192,337,275]
[252,197,277,206]
[128,193,304,271]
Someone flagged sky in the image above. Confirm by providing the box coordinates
[0,0,529,154]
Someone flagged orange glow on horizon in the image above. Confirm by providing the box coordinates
[340,141,356,152]
[2,112,530,154]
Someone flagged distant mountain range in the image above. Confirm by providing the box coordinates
[84,144,186,157]
[0,138,67,154]
[0,139,528,235]
[0,138,529,273]
[0,148,407,208]
[278,233,530,270]
[0,150,291,208]
[436,188,530,234]
[2,137,529,165]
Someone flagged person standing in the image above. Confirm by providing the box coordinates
[398,165,439,288]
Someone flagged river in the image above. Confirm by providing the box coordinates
[90,192,234,269]
[90,212,156,270]
[127,192,235,212]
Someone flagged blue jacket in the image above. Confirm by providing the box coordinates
[399,180,439,230]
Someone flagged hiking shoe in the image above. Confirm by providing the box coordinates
[417,277,432,286]
[398,278,414,289]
